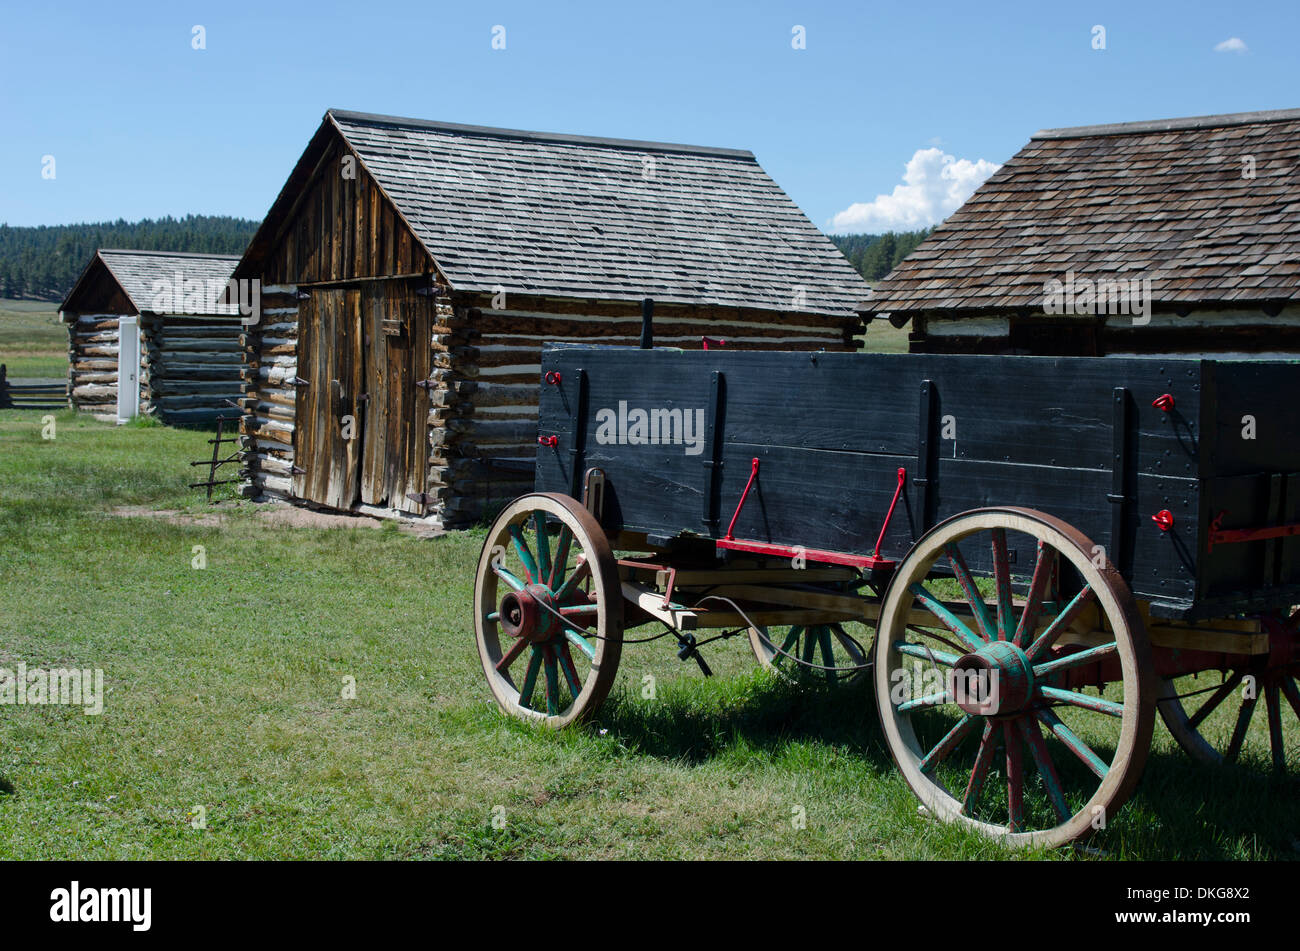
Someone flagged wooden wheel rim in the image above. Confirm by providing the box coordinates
[873,507,1155,848]
[748,621,872,686]
[474,493,623,728]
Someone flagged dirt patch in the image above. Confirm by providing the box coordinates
[110,502,444,537]
[111,506,228,528]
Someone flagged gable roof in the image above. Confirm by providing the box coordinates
[860,108,1300,318]
[236,109,868,318]
[61,249,241,316]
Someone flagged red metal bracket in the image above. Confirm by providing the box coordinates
[868,468,907,567]
[715,464,906,571]
[701,336,727,350]
[724,458,760,540]
[538,435,558,448]
[1152,393,1175,412]
[617,558,686,611]
[1152,510,1174,532]
[544,371,562,385]
[1208,509,1300,552]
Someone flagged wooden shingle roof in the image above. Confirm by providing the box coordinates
[860,109,1300,318]
[61,249,241,316]
[242,109,868,317]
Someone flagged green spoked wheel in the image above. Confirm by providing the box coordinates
[1158,631,1300,772]
[474,493,623,728]
[874,508,1155,849]
[749,621,871,686]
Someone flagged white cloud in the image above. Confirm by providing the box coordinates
[830,147,1000,233]
[1214,37,1248,53]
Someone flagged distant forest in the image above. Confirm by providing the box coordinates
[0,216,260,301]
[0,215,929,302]
[831,228,935,282]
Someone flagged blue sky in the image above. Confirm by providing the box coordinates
[2,0,1296,233]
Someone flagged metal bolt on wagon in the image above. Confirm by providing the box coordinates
[473,340,1300,848]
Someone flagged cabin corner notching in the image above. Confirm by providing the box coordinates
[234,108,871,529]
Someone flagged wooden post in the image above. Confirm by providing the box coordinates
[640,298,653,349]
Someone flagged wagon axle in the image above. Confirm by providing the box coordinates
[498,585,561,644]
[952,641,1032,717]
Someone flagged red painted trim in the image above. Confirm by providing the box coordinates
[715,537,889,569]
[1212,522,1300,546]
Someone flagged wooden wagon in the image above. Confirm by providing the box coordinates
[472,345,1300,847]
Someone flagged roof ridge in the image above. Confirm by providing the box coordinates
[1032,107,1300,140]
[326,108,757,159]
[98,249,243,260]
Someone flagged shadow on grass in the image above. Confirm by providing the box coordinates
[590,672,892,768]
[584,672,1299,859]
[1120,746,1300,860]
[0,776,14,795]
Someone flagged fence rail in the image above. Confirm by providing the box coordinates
[0,364,65,411]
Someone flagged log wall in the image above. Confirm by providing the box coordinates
[237,286,301,502]
[65,313,138,420]
[902,305,1300,357]
[66,312,244,423]
[434,294,859,527]
[142,316,244,425]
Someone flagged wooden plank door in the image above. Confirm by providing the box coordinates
[293,287,365,510]
[360,281,432,514]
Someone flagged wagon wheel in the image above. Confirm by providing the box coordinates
[1158,619,1300,772]
[874,508,1155,849]
[748,620,872,686]
[474,493,623,728]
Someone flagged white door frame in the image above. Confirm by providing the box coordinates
[116,316,140,424]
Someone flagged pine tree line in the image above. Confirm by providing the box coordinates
[831,228,934,283]
[1,215,928,301]
[0,216,260,301]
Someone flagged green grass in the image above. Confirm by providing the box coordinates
[0,409,1295,859]
[0,301,65,378]
[861,319,910,354]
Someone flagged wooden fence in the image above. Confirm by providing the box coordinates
[0,364,65,411]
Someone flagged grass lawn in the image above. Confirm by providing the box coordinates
[860,318,911,354]
[0,300,65,379]
[0,409,1296,860]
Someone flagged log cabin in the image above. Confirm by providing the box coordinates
[60,249,244,423]
[859,108,1300,357]
[233,108,869,528]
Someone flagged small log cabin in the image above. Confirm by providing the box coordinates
[61,249,244,423]
[234,108,868,528]
[860,108,1300,356]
